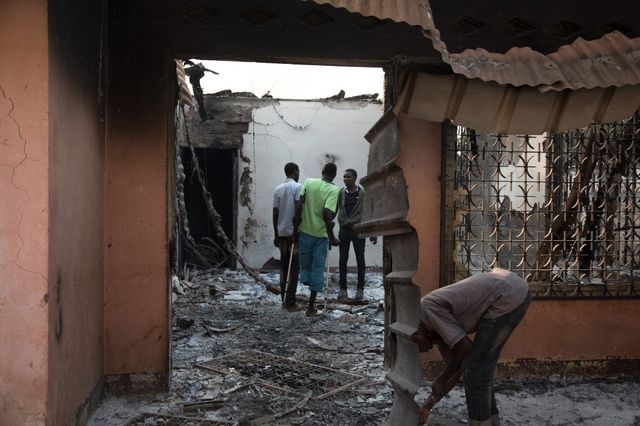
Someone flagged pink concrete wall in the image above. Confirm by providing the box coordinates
[501,299,640,361]
[0,0,50,423]
[395,113,441,293]
[104,41,169,376]
[46,0,105,421]
[399,116,640,366]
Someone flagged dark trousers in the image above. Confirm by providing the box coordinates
[462,293,531,423]
[338,226,366,288]
[278,238,299,307]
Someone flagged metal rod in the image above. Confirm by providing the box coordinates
[323,245,331,314]
[283,241,295,306]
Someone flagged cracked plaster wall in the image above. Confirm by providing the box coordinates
[237,100,384,269]
[0,1,50,423]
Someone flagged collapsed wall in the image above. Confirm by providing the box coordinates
[181,93,384,271]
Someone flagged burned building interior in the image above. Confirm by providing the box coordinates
[1,0,640,424]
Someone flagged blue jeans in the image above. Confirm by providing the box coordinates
[462,293,531,423]
[298,231,329,292]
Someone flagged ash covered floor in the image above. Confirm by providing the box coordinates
[89,270,640,425]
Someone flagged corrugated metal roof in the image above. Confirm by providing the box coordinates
[308,0,450,57]
[175,60,196,108]
[398,72,640,134]
[308,0,434,31]
[449,31,640,91]
[310,0,640,92]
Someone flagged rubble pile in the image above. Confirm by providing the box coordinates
[90,269,640,425]
[91,269,393,425]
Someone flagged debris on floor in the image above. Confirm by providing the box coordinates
[126,412,233,425]
[90,269,640,425]
[196,350,366,399]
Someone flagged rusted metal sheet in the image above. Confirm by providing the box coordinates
[175,60,196,108]
[402,71,640,134]
[311,1,640,91]
[449,31,640,91]
[308,0,450,68]
[308,0,434,31]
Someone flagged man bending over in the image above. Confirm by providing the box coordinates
[411,268,531,425]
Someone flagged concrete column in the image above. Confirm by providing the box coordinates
[104,31,169,386]
[395,113,442,295]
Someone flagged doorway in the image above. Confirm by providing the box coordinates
[180,146,237,268]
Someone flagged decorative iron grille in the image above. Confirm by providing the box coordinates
[442,115,640,298]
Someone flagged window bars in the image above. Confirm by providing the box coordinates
[442,115,640,298]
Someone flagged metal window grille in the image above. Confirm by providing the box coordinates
[441,115,640,298]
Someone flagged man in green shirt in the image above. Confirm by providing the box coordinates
[295,163,340,316]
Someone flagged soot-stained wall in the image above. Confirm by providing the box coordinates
[48,0,106,423]
[104,17,170,385]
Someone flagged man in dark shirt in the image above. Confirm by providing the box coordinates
[337,169,376,301]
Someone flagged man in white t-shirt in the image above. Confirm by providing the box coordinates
[272,162,303,310]
[411,268,531,425]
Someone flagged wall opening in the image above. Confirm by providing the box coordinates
[180,147,237,268]
[174,59,385,274]
[169,59,389,404]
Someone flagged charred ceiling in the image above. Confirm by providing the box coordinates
[429,0,640,55]
[309,0,640,91]
[109,0,441,66]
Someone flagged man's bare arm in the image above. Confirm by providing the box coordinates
[323,208,339,246]
[432,337,472,400]
[418,339,468,424]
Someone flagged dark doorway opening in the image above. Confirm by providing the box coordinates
[180,146,237,268]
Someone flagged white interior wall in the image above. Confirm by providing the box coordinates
[237,99,383,270]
